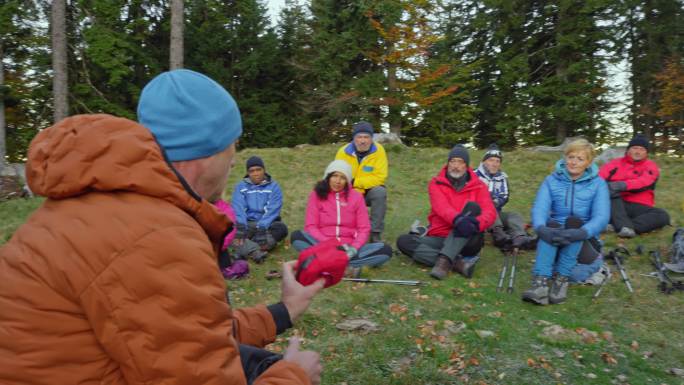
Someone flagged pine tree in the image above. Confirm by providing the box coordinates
[307,0,380,140]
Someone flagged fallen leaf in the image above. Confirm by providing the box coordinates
[587,373,597,379]
[527,358,537,367]
[600,331,614,341]
[642,351,654,359]
[487,311,503,318]
[468,281,480,288]
[535,319,554,326]
[468,357,480,366]
[630,340,639,351]
[616,374,628,382]
[601,352,618,365]
[389,303,408,314]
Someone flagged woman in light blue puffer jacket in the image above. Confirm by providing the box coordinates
[522,139,610,305]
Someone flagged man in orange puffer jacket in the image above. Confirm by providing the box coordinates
[0,70,324,385]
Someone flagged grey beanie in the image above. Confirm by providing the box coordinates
[448,144,470,165]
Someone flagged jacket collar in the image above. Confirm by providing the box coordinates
[344,142,377,156]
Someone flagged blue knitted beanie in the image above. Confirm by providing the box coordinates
[137,69,242,161]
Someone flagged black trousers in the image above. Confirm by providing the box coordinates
[396,232,484,266]
[239,344,282,384]
[610,199,670,234]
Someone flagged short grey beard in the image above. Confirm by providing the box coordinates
[448,171,465,179]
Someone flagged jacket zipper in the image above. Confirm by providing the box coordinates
[570,180,576,216]
[335,192,341,240]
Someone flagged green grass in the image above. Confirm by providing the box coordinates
[3,146,684,385]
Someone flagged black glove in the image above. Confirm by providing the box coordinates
[608,181,627,198]
[453,215,480,238]
[265,231,275,248]
[254,228,268,246]
[235,223,247,240]
[558,228,588,243]
[536,226,564,245]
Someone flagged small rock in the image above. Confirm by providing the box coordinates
[535,319,554,326]
[446,321,467,335]
[553,348,566,358]
[335,318,381,333]
[616,374,628,382]
[475,330,495,338]
[669,368,684,377]
[587,373,597,379]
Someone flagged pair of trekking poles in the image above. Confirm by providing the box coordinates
[592,246,634,299]
[496,247,519,293]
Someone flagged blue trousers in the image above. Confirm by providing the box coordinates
[532,239,583,278]
[565,256,603,283]
[290,230,391,268]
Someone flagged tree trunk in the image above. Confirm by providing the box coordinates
[0,42,6,166]
[52,0,68,123]
[387,62,401,135]
[169,0,184,70]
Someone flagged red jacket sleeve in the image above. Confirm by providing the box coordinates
[598,159,619,180]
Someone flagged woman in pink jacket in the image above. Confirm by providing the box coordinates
[290,160,392,268]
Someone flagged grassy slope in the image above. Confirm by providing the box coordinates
[2,145,683,385]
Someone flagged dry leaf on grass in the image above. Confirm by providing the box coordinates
[601,352,618,365]
[388,303,408,314]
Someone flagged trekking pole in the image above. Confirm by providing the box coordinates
[496,251,509,292]
[342,278,426,286]
[507,248,519,293]
[592,268,611,299]
[611,248,634,293]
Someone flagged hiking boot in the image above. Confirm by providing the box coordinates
[491,226,510,248]
[249,250,268,264]
[370,232,383,243]
[452,256,479,278]
[430,255,452,280]
[618,227,636,238]
[522,276,550,305]
[549,275,570,304]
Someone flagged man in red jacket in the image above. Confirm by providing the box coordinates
[396,145,497,279]
[599,134,670,238]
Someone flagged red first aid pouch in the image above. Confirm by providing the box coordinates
[295,238,349,288]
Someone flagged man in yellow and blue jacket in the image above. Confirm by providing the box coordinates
[335,121,388,242]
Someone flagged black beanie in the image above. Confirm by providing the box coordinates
[627,134,649,151]
[448,144,470,165]
[352,121,374,137]
[246,156,265,171]
[482,143,503,162]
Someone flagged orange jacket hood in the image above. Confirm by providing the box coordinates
[27,114,230,245]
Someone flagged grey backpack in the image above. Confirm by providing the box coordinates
[664,228,684,273]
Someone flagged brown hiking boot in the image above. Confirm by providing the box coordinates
[452,256,478,278]
[430,255,452,280]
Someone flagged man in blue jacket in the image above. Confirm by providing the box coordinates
[232,156,288,262]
